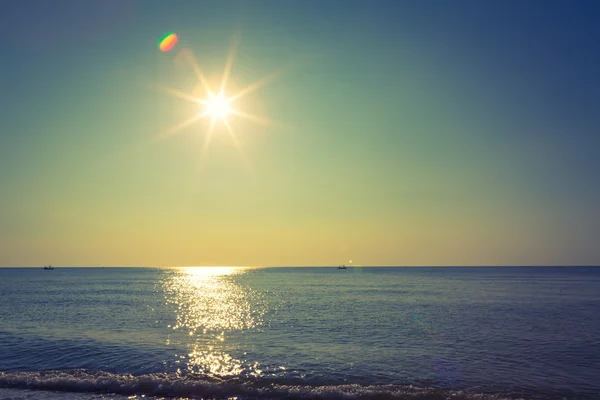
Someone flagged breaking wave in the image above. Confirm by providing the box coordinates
[0,370,539,400]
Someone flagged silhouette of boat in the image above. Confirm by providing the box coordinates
[338,265,347,270]
[43,265,54,270]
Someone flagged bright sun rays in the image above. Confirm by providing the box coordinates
[203,92,232,122]
[151,36,285,166]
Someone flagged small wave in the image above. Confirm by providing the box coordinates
[0,370,530,400]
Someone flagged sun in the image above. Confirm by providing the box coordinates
[149,35,291,167]
[204,92,231,122]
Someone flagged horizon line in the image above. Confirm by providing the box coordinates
[1,265,599,268]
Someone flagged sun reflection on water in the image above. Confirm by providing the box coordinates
[160,266,265,377]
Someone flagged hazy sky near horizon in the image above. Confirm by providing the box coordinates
[1,0,599,267]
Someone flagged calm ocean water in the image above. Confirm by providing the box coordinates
[0,266,598,400]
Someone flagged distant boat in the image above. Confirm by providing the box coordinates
[338,265,347,270]
[43,265,54,270]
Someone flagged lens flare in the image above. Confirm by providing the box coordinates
[159,32,178,52]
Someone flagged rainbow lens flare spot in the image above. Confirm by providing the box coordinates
[158,32,178,52]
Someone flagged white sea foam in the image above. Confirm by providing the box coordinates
[0,370,527,400]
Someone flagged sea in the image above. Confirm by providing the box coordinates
[0,266,598,400]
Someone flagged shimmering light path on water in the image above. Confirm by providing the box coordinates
[160,266,267,376]
[0,267,599,400]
